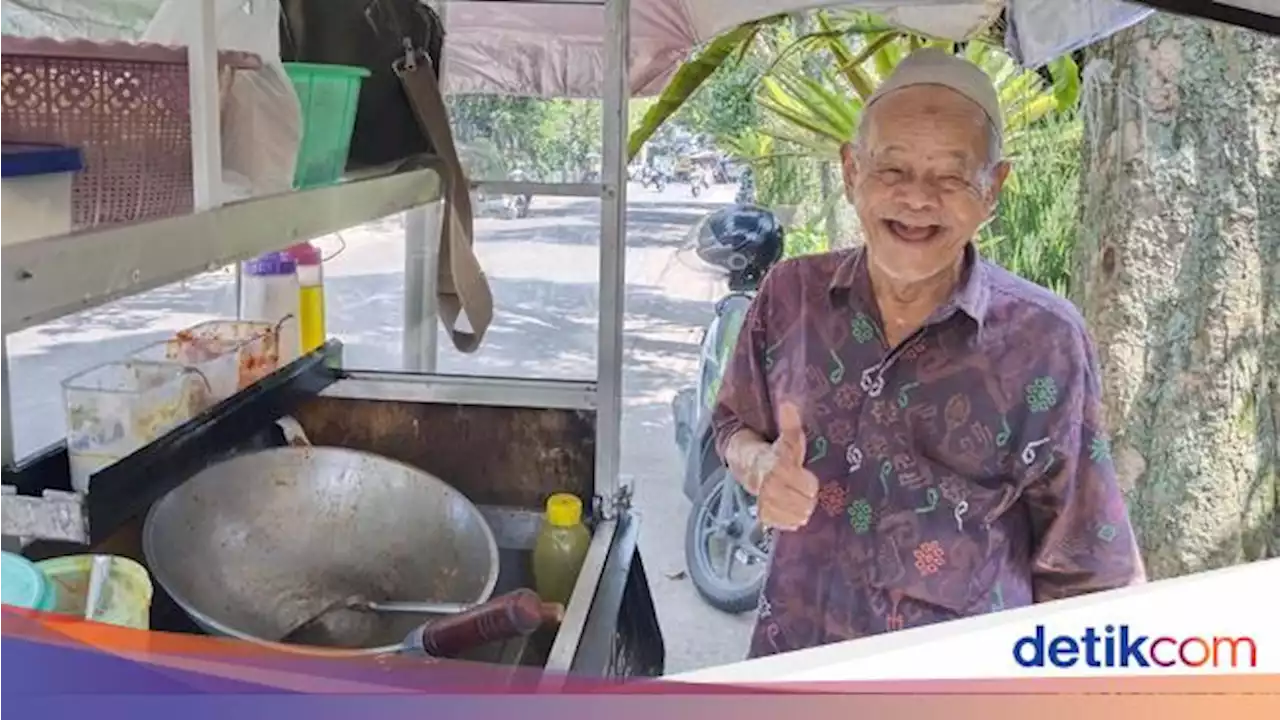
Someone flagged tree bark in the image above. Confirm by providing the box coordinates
[1073,15,1279,579]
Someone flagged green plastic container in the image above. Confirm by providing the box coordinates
[2,551,57,612]
[283,63,371,190]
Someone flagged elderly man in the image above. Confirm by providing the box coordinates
[712,49,1146,660]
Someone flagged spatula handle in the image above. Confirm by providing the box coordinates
[414,588,561,658]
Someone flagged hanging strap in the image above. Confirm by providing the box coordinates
[393,47,493,354]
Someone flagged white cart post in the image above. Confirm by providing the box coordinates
[405,0,634,505]
[596,0,632,509]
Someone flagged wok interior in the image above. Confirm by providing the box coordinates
[144,447,499,649]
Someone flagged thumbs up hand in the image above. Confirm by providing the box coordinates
[773,402,809,470]
[727,402,820,532]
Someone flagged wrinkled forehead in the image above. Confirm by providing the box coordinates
[860,85,993,163]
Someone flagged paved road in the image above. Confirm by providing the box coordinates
[5,181,754,674]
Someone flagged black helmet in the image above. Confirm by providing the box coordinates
[693,204,785,290]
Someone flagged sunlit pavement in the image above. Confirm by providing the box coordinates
[4,180,753,674]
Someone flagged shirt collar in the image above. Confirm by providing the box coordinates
[828,242,991,331]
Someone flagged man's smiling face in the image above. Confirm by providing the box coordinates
[841,84,1009,284]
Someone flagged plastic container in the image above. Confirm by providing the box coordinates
[36,555,153,629]
[287,243,327,353]
[1,551,57,612]
[241,253,300,364]
[283,63,371,189]
[531,493,592,606]
[2,143,82,245]
[130,320,281,400]
[63,360,211,494]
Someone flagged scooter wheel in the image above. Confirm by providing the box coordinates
[684,468,767,615]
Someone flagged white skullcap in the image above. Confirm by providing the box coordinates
[865,48,1002,140]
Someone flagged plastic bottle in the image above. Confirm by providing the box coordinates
[531,493,592,606]
[286,242,326,354]
[240,252,300,363]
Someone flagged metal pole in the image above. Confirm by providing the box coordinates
[188,0,220,212]
[402,0,449,372]
[1,337,13,467]
[186,0,233,312]
[538,0,630,687]
[402,203,443,372]
[0,333,18,548]
[595,0,630,502]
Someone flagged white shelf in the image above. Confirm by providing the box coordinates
[2,167,442,334]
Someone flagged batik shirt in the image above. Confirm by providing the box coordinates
[712,244,1144,659]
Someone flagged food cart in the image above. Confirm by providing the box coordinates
[0,0,658,681]
[1,0,1275,684]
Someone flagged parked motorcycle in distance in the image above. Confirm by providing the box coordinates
[735,167,756,206]
[670,204,785,614]
[503,193,531,219]
[639,166,668,192]
[504,167,532,219]
[689,168,712,198]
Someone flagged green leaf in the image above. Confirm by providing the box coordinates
[757,125,842,158]
[1048,54,1082,111]
[758,70,858,144]
[871,32,903,79]
[810,12,897,100]
[1005,96,1058,131]
[626,22,761,161]
[758,97,843,143]
[829,32,901,100]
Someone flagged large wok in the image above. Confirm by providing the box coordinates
[143,446,500,655]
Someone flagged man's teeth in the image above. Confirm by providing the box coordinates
[889,220,936,240]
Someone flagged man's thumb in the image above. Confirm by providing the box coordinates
[776,402,806,466]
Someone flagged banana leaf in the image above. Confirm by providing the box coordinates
[758,68,859,144]
[626,21,768,161]
[1048,54,1082,111]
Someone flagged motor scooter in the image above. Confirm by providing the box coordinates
[639,166,669,192]
[503,169,533,219]
[735,167,756,205]
[689,169,711,198]
[670,205,782,614]
[503,192,531,219]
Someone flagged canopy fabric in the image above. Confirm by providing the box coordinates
[4,0,1276,101]
[440,0,1156,98]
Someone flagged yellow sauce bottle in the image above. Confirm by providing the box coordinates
[531,493,591,606]
[288,243,326,353]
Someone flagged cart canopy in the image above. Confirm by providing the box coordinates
[443,0,1143,97]
[3,0,1277,99]
[442,0,1276,98]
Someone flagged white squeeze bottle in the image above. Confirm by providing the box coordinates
[240,252,300,364]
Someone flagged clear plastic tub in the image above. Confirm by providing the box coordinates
[129,320,281,401]
[63,360,213,494]
[129,339,239,403]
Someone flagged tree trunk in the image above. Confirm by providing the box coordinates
[1072,15,1279,580]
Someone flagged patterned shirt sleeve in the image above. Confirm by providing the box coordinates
[1022,325,1147,602]
[711,266,782,461]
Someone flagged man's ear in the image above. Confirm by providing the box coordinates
[987,160,1011,205]
[839,142,858,203]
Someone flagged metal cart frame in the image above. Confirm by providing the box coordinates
[2,0,632,506]
[1,0,650,680]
